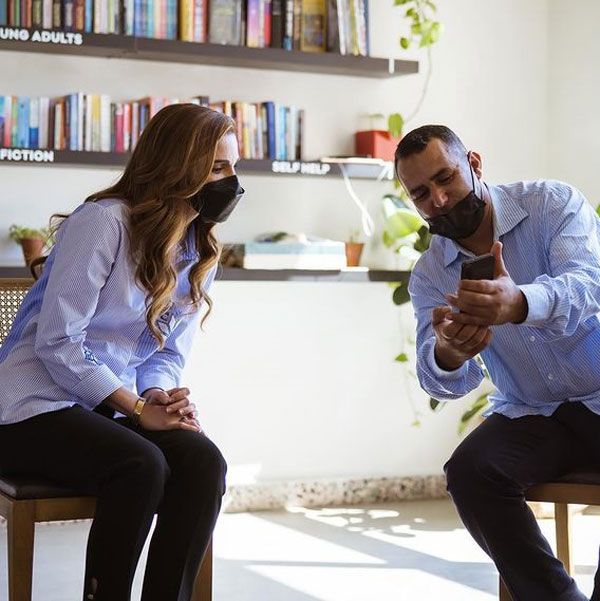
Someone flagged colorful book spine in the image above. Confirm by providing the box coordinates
[17,97,30,148]
[32,0,43,27]
[300,0,326,52]
[42,0,52,28]
[246,0,260,48]
[0,97,4,145]
[270,0,283,48]
[29,97,39,148]
[3,96,13,148]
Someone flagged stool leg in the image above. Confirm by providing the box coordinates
[555,503,573,574]
[499,575,512,601]
[7,500,35,601]
[192,539,213,601]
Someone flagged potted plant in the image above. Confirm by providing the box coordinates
[355,114,404,161]
[9,224,51,266]
[345,229,364,267]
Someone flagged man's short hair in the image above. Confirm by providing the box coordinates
[395,125,467,164]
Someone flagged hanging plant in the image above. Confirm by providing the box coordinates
[387,0,444,138]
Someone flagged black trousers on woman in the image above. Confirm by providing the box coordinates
[0,405,227,601]
[444,401,600,601]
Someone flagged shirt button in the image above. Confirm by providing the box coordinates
[548,374,554,381]
[529,336,535,342]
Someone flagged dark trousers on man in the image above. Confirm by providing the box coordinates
[444,401,600,601]
[0,405,227,601]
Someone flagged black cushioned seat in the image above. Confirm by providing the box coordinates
[0,474,89,500]
[555,471,600,486]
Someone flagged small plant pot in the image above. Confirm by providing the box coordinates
[345,242,364,267]
[19,238,45,266]
[355,130,402,161]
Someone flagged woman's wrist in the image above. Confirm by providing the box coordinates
[131,397,147,425]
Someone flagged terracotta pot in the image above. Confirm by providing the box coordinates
[19,238,45,266]
[355,130,402,161]
[345,242,364,267]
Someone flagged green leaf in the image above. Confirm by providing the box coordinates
[388,113,405,138]
[458,394,490,435]
[429,397,444,411]
[382,230,394,248]
[596,204,600,217]
[383,207,425,239]
[395,352,409,362]
[426,0,437,12]
[413,225,432,252]
[392,283,411,305]
[394,0,412,5]
[400,36,411,49]
[405,7,417,18]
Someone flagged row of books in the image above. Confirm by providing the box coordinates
[212,0,369,55]
[0,0,369,54]
[0,94,304,160]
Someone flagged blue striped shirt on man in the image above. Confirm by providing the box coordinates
[0,199,215,424]
[409,180,600,418]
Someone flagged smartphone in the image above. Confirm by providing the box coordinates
[461,253,495,280]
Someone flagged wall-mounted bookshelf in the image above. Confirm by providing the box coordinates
[0,265,411,283]
[0,27,419,78]
[0,148,394,180]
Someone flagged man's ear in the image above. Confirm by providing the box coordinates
[468,151,483,179]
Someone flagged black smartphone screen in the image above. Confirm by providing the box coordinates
[461,253,495,280]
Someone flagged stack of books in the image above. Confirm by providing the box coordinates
[0,93,304,160]
[0,0,370,55]
[243,236,347,269]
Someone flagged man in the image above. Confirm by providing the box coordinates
[396,124,600,601]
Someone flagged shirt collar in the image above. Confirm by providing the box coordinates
[440,183,529,268]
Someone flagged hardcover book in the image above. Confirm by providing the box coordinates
[208,0,243,45]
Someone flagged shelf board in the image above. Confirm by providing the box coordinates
[0,27,419,78]
[0,148,394,180]
[0,265,410,283]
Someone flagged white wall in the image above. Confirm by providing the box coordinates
[0,0,550,483]
[548,0,600,203]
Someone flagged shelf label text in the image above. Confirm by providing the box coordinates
[271,161,331,176]
[0,149,55,163]
[0,27,83,46]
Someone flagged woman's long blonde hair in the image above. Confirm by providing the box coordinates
[48,104,236,347]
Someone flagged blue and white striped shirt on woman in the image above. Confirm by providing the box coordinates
[409,180,600,418]
[0,199,215,424]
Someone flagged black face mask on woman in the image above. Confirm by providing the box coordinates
[424,159,486,240]
[190,175,245,223]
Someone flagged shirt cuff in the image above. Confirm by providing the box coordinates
[426,342,469,380]
[518,283,551,325]
[136,372,178,395]
[72,365,123,409]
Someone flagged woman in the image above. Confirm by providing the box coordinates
[0,103,244,600]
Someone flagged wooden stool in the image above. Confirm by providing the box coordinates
[498,471,600,600]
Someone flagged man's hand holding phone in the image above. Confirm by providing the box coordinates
[432,306,493,371]
[445,241,528,327]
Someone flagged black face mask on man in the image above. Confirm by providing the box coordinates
[190,175,245,223]
[424,157,486,240]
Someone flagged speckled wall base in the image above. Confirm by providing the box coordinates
[0,475,448,525]
[223,474,448,513]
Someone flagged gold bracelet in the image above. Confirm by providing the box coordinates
[132,397,146,425]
